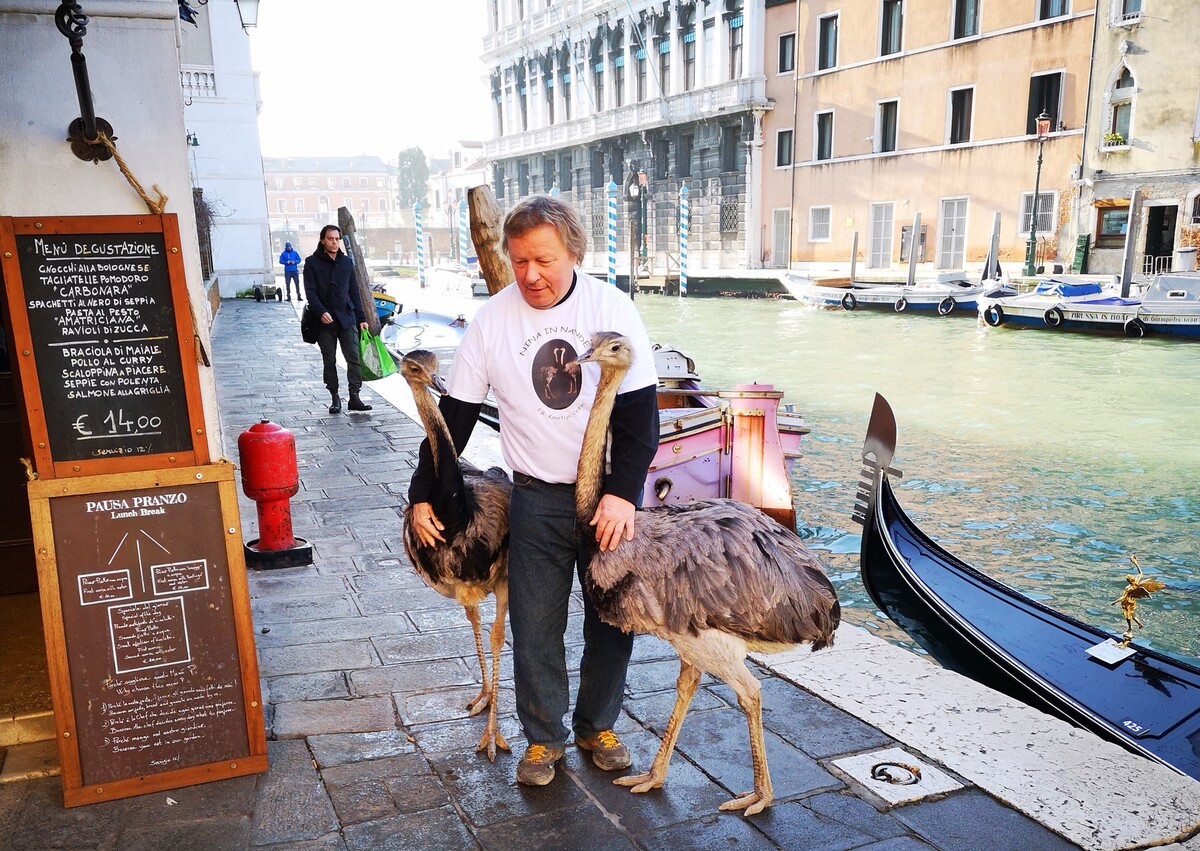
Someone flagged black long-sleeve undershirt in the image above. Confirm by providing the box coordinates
[407,384,658,506]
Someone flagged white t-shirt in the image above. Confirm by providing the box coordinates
[446,271,657,484]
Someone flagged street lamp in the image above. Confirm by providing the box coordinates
[1024,110,1052,277]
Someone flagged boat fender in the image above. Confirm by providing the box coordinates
[1044,306,1065,327]
[841,292,857,311]
[894,297,908,312]
[1124,316,1146,338]
[654,477,673,501]
[983,304,1005,327]
[937,296,956,316]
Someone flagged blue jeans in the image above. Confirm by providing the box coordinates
[283,269,301,299]
[508,472,633,748]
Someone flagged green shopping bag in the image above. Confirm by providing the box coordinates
[359,328,397,381]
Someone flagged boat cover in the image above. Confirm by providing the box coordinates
[1035,280,1104,297]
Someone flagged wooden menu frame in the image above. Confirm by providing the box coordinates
[0,214,209,479]
[28,463,266,806]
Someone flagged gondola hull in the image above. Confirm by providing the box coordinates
[855,394,1200,781]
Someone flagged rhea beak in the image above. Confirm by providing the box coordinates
[571,347,595,366]
[430,373,448,394]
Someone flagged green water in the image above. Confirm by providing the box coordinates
[634,294,1200,662]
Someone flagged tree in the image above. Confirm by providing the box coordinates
[396,147,429,214]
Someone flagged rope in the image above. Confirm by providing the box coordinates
[97,132,168,214]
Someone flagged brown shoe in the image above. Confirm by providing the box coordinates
[575,729,631,771]
[516,744,565,786]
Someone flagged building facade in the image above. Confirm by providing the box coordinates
[786,0,1096,277]
[482,0,771,271]
[1074,0,1200,282]
[180,0,274,298]
[262,156,400,257]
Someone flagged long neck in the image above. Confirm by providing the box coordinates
[575,363,625,524]
[411,382,454,480]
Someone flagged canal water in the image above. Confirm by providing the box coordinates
[634,293,1200,663]
[389,275,1199,662]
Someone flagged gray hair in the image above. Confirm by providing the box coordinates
[501,195,588,261]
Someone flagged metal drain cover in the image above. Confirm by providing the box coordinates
[831,747,962,805]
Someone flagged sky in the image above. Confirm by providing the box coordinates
[248,1,491,164]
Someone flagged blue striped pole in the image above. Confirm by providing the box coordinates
[414,202,426,288]
[606,180,618,287]
[457,199,470,266]
[679,182,689,298]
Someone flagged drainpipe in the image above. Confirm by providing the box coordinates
[787,0,801,271]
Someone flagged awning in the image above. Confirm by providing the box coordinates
[1093,198,1132,208]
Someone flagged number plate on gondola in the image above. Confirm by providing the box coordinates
[1120,717,1153,738]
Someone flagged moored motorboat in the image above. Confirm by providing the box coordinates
[979,272,1200,338]
[784,271,986,315]
[853,393,1200,781]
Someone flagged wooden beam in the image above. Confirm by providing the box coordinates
[467,185,513,296]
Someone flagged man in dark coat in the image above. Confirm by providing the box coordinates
[303,225,372,414]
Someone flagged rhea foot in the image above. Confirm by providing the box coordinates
[475,725,511,762]
[718,791,772,817]
[466,687,490,716]
[613,770,665,794]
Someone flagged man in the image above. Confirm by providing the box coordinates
[407,195,658,787]
[278,241,302,301]
[303,225,372,414]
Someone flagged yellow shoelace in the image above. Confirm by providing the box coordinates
[594,730,620,748]
[526,744,550,762]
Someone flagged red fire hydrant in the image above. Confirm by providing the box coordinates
[238,420,313,569]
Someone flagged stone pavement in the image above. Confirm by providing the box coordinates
[0,298,1085,850]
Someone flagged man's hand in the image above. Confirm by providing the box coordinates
[321,312,333,324]
[410,501,445,547]
[359,322,369,330]
[590,494,636,552]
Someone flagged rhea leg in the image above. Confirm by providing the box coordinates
[613,659,702,793]
[477,585,512,760]
[716,663,773,816]
[464,604,490,716]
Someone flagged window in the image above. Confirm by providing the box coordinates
[360,199,369,212]
[296,199,305,213]
[593,60,604,110]
[377,177,385,188]
[1019,191,1056,235]
[949,87,973,144]
[562,70,572,120]
[1028,72,1062,134]
[518,160,530,195]
[953,0,979,39]
[818,15,838,70]
[543,156,556,190]
[636,48,647,101]
[309,177,317,189]
[293,177,302,188]
[877,100,898,153]
[377,199,386,212]
[728,17,744,79]
[1192,195,1200,225]
[318,195,329,212]
[560,153,573,190]
[591,149,605,188]
[776,129,793,167]
[493,164,505,197]
[778,32,795,74]
[658,40,671,96]
[678,134,693,178]
[1039,0,1068,19]
[1113,0,1142,23]
[344,198,352,209]
[328,178,336,188]
[1096,205,1129,248]
[1107,66,1135,144]
[881,0,903,56]
[721,124,740,172]
[683,31,697,90]
[274,177,284,189]
[342,177,351,188]
[545,73,555,124]
[277,199,287,213]
[653,138,669,178]
[360,177,368,188]
[518,70,528,130]
[614,55,625,107]
[809,206,832,242]
[815,111,833,161]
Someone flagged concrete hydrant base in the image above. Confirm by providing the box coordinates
[244,537,314,570]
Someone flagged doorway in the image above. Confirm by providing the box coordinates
[869,202,894,269]
[1143,204,1177,275]
[938,197,968,269]
[770,208,790,267]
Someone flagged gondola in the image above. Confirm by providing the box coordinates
[853,394,1200,781]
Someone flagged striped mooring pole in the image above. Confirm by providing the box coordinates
[606,180,618,287]
[457,199,470,266]
[679,182,689,297]
[414,202,426,288]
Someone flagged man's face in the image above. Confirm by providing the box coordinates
[508,224,577,310]
[321,231,342,255]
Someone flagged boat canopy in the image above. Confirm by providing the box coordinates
[1145,273,1200,305]
[1034,280,1104,297]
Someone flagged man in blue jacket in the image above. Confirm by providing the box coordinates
[278,241,302,301]
[303,225,372,414]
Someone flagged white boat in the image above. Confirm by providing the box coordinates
[975,273,1200,338]
[783,271,987,316]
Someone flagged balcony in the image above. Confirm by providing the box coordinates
[484,77,769,160]
[181,65,217,100]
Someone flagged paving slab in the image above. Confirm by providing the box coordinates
[272,696,397,738]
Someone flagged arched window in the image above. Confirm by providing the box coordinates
[1105,64,1135,146]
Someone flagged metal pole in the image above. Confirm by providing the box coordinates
[606,180,618,287]
[679,183,689,298]
[849,231,859,283]
[907,212,921,288]
[1025,136,1045,277]
[986,211,1002,282]
[457,198,470,266]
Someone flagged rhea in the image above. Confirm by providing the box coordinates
[574,332,840,816]
[400,349,512,759]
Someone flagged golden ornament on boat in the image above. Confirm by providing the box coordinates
[1112,556,1167,646]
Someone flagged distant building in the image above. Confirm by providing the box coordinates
[785,0,1095,276]
[482,0,772,271]
[1073,1,1200,281]
[181,0,273,297]
[262,156,400,256]
[428,142,489,232]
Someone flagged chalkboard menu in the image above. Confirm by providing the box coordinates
[0,215,208,478]
[28,464,266,806]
